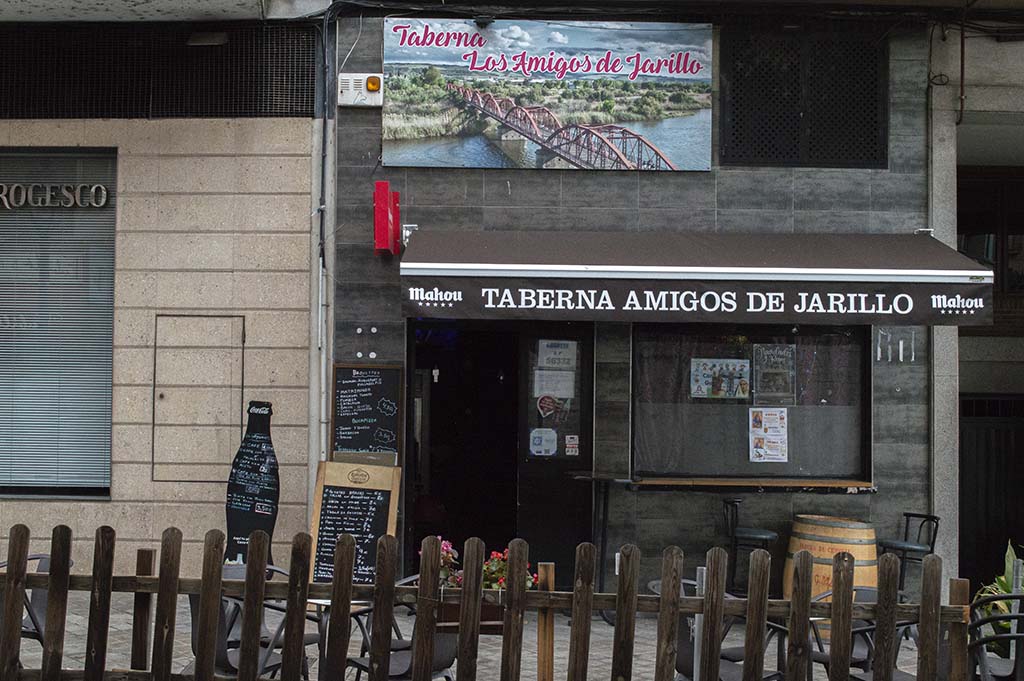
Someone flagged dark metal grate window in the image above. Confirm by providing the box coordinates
[0,23,316,119]
[720,23,888,168]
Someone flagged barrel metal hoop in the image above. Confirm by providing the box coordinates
[790,531,877,545]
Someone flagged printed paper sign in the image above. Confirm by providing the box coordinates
[383,19,712,171]
[749,408,788,462]
[533,369,575,398]
[529,428,558,456]
[690,359,750,399]
[538,339,577,369]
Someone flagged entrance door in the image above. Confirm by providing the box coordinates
[406,321,593,585]
[959,395,1024,591]
[408,322,519,568]
[517,327,593,589]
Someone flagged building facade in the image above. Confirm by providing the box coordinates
[2,1,1023,593]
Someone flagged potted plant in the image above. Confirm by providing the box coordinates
[427,538,538,634]
[975,540,1022,657]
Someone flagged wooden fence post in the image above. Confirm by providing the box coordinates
[129,547,156,671]
[280,533,312,681]
[873,553,901,681]
[194,530,225,681]
[369,535,398,681]
[0,525,30,681]
[948,577,971,681]
[41,525,72,681]
[84,526,116,681]
[499,538,529,681]
[698,547,727,681]
[536,562,555,681]
[828,552,855,681]
[151,527,183,681]
[917,554,943,681]
[323,533,356,681]
[566,543,595,681]
[654,546,684,681]
[785,550,813,681]
[457,538,486,681]
[236,530,270,681]
[742,550,771,681]
[611,544,641,681]
[411,535,441,681]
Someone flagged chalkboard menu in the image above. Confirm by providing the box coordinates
[331,365,403,455]
[225,401,280,565]
[310,461,401,584]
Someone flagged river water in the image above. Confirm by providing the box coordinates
[383,107,712,171]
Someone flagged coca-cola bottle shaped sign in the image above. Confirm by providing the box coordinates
[225,401,280,564]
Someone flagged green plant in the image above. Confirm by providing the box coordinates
[974,540,1022,656]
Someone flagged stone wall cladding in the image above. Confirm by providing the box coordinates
[0,118,315,574]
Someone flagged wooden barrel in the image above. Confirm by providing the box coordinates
[783,515,877,640]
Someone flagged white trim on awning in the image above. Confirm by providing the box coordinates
[399,261,995,285]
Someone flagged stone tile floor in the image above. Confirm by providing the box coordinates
[15,592,920,680]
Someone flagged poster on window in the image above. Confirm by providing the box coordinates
[753,344,796,405]
[749,408,788,463]
[382,19,712,171]
[690,358,750,399]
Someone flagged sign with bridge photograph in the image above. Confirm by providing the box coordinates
[382,19,712,171]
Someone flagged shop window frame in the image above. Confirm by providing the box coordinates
[628,322,874,489]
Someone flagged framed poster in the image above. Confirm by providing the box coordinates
[689,358,750,399]
[753,344,796,405]
[383,19,712,171]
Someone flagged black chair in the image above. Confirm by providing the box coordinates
[188,563,319,679]
[0,554,72,648]
[810,586,920,679]
[969,592,1024,680]
[649,578,782,680]
[877,513,939,591]
[346,631,457,681]
[723,499,779,594]
[845,620,919,681]
[187,593,285,678]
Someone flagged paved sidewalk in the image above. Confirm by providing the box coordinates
[15,592,919,680]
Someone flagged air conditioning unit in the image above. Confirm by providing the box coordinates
[338,72,383,107]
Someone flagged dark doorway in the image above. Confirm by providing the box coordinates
[959,395,1024,591]
[406,320,594,587]
[408,322,520,565]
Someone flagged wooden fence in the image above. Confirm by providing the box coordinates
[0,525,972,681]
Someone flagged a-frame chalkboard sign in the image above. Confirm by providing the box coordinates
[310,461,401,584]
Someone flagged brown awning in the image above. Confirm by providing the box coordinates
[399,231,993,325]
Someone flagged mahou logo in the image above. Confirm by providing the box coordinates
[348,469,370,484]
[408,286,462,308]
[931,294,985,317]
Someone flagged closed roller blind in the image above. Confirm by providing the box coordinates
[0,150,115,492]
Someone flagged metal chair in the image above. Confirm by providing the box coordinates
[969,592,1024,680]
[877,513,939,591]
[723,499,779,594]
[809,586,918,678]
[0,554,72,648]
[649,578,783,680]
[346,631,457,681]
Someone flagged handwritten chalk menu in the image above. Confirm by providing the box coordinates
[225,401,279,565]
[331,365,403,455]
[310,461,401,584]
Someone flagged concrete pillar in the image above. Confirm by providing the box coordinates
[928,37,960,587]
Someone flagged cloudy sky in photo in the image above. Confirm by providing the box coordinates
[384,19,712,81]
